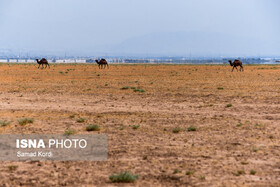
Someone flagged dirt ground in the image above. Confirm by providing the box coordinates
[0,63,279,186]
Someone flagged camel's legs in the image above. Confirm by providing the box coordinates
[232,66,234,72]
[38,64,41,69]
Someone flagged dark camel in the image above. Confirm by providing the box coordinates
[95,59,109,69]
[36,58,50,69]
[229,60,244,72]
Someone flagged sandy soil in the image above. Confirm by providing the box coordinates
[0,63,279,186]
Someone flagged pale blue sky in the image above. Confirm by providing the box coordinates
[0,0,279,56]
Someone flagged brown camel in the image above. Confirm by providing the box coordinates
[228,60,244,72]
[36,58,50,69]
[95,58,109,69]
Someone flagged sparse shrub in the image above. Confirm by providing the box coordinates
[86,124,100,131]
[250,170,256,175]
[173,169,180,174]
[18,118,34,125]
[187,125,197,131]
[77,117,86,123]
[185,170,194,175]
[121,86,130,90]
[0,120,11,127]
[241,161,249,165]
[226,104,232,107]
[236,123,242,127]
[8,165,18,171]
[132,125,140,130]
[134,89,145,93]
[172,127,182,133]
[109,171,138,183]
[69,114,75,119]
[217,87,224,90]
[120,86,145,93]
[233,170,245,176]
[252,147,260,152]
[64,129,75,135]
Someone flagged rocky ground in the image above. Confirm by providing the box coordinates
[0,64,279,186]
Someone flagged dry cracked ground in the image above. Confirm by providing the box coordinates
[0,63,279,186]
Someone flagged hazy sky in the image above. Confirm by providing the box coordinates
[0,0,279,56]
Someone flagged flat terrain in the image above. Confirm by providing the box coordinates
[0,63,279,186]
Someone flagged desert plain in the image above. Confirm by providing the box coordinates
[0,63,279,186]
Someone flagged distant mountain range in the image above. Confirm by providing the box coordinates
[1,31,279,57]
[97,31,280,57]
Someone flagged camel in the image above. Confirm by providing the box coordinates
[229,60,244,72]
[36,58,50,69]
[95,58,109,69]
